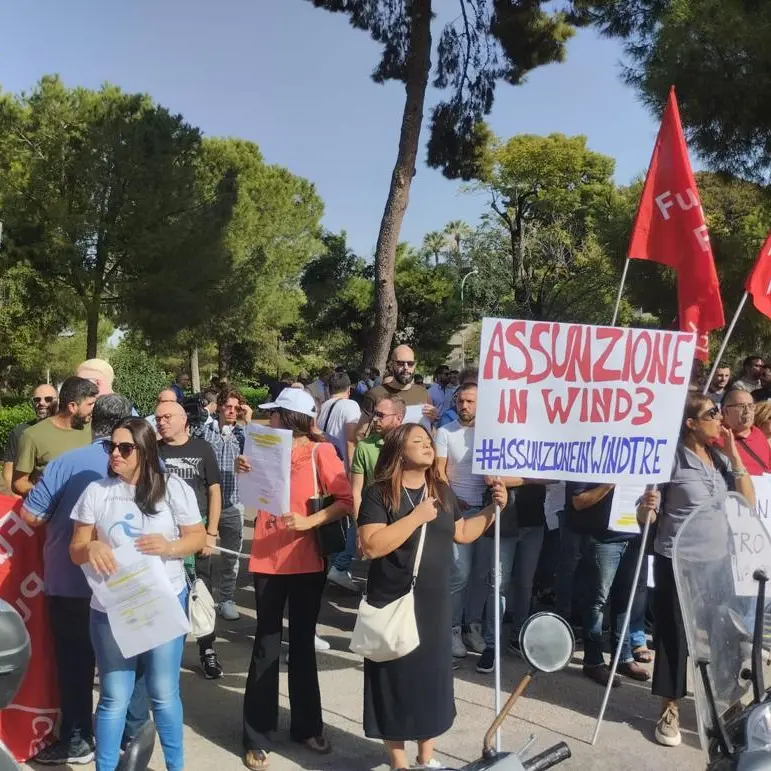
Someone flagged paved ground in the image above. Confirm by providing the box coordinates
[28,525,708,771]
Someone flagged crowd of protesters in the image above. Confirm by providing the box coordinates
[1,349,768,769]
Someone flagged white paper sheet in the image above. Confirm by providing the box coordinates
[239,425,292,517]
[84,543,190,658]
[543,481,565,531]
[608,483,648,534]
[403,404,432,432]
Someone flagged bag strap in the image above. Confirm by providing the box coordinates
[311,443,327,497]
[735,437,770,472]
[402,486,428,585]
[322,399,343,433]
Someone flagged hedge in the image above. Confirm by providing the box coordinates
[0,404,36,454]
[240,386,270,411]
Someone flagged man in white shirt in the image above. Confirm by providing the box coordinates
[318,372,361,592]
[436,383,489,659]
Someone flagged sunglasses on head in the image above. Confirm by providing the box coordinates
[102,440,137,459]
[32,396,55,404]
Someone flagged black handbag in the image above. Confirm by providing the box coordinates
[310,443,348,555]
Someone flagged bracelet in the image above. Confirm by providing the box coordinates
[206,531,218,537]
[733,468,748,478]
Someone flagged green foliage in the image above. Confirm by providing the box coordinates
[0,404,34,453]
[239,386,270,411]
[582,0,771,178]
[110,342,170,416]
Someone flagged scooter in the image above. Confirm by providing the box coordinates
[673,492,771,770]
[450,611,574,771]
[0,599,155,771]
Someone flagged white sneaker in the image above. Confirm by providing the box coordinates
[327,566,360,593]
[412,759,443,769]
[218,600,240,621]
[314,634,331,652]
[452,625,467,658]
[463,622,486,655]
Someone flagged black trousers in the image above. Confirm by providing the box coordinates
[242,572,326,750]
[47,596,95,744]
[652,554,688,700]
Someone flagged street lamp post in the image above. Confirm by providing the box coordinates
[460,268,478,369]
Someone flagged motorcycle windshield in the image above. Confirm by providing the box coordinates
[672,492,771,751]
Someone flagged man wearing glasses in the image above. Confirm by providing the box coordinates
[357,345,436,438]
[720,388,771,474]
[2,384,57,493]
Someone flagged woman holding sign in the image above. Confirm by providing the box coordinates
[638,393,754,748]
[69,418,207,771]
[358,423,506,771]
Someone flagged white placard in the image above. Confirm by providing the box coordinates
[543,481,565,531]
[403,404,432,432]
[239,425,292,516]
[608,483,648,534]
[84,542,190,658]
[472,318,695,483]
[729,476,771,596]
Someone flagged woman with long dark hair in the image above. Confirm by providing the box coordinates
[69,417,206,771]
[638,393,754,748]
[242,389,353,771]
[358,423,506,770]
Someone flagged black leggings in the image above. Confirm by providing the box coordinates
[652,554,688,700]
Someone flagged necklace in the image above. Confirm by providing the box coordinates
[403,484,426,510]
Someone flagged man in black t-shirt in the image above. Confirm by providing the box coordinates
[156,401,224,679]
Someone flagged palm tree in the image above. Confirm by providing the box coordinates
[422,231,446,267]
[443,220,472,265]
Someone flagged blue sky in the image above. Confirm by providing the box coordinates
[0,0,661,257]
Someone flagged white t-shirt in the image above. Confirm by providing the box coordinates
[435,420,485,507]
[318,396,361,469]
[70,474,202,611]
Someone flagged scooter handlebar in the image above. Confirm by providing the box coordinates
[522,742,571,771]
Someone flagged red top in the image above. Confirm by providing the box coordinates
[717,426,771,476]
[249,441,353,575]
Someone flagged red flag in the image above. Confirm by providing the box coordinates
[628,86,724,361]
[745,232,771,319]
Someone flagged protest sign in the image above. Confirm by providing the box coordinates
[608,484,648,534]
[0,495,59,762]
[726,479,771,596]
[472,318,695,484]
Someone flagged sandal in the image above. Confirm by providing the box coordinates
[633,646,654,664]
[244,749,270,770]
[298,736,332,754]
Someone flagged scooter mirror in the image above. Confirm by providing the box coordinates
[518,612,574,674]
[0,600,30,710]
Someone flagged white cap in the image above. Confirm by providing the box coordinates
[259,388,317,418]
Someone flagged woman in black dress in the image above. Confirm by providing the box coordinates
[358,423,505,770]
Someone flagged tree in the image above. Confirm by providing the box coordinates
[305,0,591,369]
[0,76,235,357]
[442,220,472,266]
[421,231,446,266]
[110,337,171,415]
[582,0,771,178]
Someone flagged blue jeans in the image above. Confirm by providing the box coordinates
[555,512,585,622]
[332,518,356,573]
[630,555,649,650]
[482,526,544,648]
[450,507,489,628]
[582,537,639,668]
[91,590,188,771]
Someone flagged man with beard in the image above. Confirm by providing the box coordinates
[707,364,732,405]
[357,345,435,438]
[13,377,97,497]
[2,383,58,492]
[436,383,489,661]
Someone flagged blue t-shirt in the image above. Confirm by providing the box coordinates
[24,439,110,598]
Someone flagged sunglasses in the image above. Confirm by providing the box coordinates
[394,360,416,368]
[102,440,137,459]
[32,396,55,404]
[698,406,721,421]
[373,410,396,419]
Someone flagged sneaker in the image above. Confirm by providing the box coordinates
[476,647,495,674]
[218,600,240,621]
[582,664,620,688]
[507,637,522,657]
[452,658,461,671]
[201,648,224,679]
[314,634,331,652]
[452,625,467,658]
[655,703,682,747]
[35,739,94,765]
[327,566,360,593]
[463,622,486,654]
[618,660,651,682]
[412,759,443,769]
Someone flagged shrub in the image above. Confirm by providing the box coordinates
[240,386,270,411]
[0,404,36,453]
[111,347,170,416]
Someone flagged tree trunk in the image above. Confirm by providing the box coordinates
[190,346,201,393]
[364,0,432,371]
[86,303,99,358]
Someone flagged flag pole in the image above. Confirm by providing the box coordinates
[591,512,653,745]
[702,291,749,396]
[494,503,502,752]
[610,259,631,327]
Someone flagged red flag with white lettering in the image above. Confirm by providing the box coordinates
[745,233,771,319]
[628,86,724,361]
